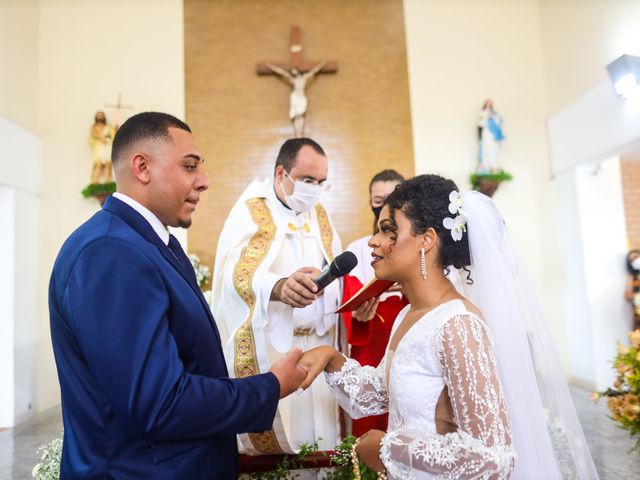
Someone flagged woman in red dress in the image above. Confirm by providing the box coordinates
[342,169,408,436]
[625,249,640,330]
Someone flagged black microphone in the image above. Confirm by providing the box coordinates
[313,251,358,290]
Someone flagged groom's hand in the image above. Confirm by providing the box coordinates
[269,348,308,398]
[356,429,386,472]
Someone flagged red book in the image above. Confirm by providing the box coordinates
[336,278,395,313]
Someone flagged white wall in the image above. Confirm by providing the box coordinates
[575,157,628,389]
[548,81,640,177]
[35,0,186,412]
[403,0,569,369]
[552,156,629,390]
[538,0,640,389]
[0,0,41,425]
[0,117,41,426]
[549,81,640,388]
[552,169,593,385]
[0,0,39,133]
[539,0,640,114]
[0,187,16,426]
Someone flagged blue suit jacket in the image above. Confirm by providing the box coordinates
[49,196,280,479]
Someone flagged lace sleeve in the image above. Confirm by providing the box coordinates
[324,357,388,419]
[380,314,515,479]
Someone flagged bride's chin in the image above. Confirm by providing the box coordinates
[373,266,393,282]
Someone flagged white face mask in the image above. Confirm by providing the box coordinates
[280,171,324,213]
[632,257,640,271]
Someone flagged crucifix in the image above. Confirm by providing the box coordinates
[104,93,133,129]
[257,26,338,137]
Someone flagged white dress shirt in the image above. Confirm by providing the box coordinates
[112,192,169,246]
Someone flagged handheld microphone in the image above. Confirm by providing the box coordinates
[313,251,358,291]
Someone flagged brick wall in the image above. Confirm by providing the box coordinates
[621,154,640,249]
[184,0,414,275]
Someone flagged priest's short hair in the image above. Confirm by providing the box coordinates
[274,137,325,173]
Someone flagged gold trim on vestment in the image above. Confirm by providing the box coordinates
[315,203,334,262]
[232,197,284,454]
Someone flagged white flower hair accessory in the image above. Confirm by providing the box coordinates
[443,190,467,241]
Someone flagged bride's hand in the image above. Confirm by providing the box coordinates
[297,346,342,390]
[355,429,386,472]
[353,298,379,322]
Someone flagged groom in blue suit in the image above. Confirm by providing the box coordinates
[49,112,307,479]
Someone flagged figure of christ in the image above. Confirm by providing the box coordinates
[89,110,117,184]
[267,62,326,138]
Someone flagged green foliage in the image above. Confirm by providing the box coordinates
[595,330,640,451]
[250,440,325,480]
[81,182,116,198]
[325,435,377,480]
[249,436,378,479]
[470,170,513,190]
[33,435,381,479]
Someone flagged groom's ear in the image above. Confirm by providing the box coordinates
[131,153,151,185]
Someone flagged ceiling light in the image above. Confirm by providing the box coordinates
[607,54,640,97]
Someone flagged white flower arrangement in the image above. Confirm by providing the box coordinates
[32,436,62,480]
[188,253,211,289]
[633,292,640,317]
[202,289,213,307]
[443,191,467,242]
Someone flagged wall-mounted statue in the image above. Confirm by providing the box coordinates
[471,100,512,197]
[267,62,325,138]
[257,27,338,138]
[89,111,117,184]
[477,99,504,173]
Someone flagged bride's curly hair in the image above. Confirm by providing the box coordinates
[385,174,472,278]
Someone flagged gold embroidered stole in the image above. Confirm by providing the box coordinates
[232,197,284,453]
[231,199,335,454]
[314,203,334,262]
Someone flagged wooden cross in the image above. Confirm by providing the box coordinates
[104,93,133,128]
[256,26,338,75]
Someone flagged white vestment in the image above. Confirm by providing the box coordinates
[212,178,342,455]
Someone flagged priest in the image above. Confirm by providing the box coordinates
[212,138,342,457]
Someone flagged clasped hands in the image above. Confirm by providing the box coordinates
[269,346,385,471]
[268,345,340,398]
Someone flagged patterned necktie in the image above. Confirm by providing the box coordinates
[167,234,197,283]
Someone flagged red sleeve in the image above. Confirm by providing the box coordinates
[342,274,373,346]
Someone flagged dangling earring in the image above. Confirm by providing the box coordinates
[420,247,427,280]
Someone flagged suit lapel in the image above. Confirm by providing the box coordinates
[103,197,220,342]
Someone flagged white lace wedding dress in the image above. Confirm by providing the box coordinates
[326,299,516,479]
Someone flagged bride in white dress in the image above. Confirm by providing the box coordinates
[300,175,598,479]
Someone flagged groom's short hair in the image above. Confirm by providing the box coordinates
[274,138,326,173]
[112,112,191,165]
